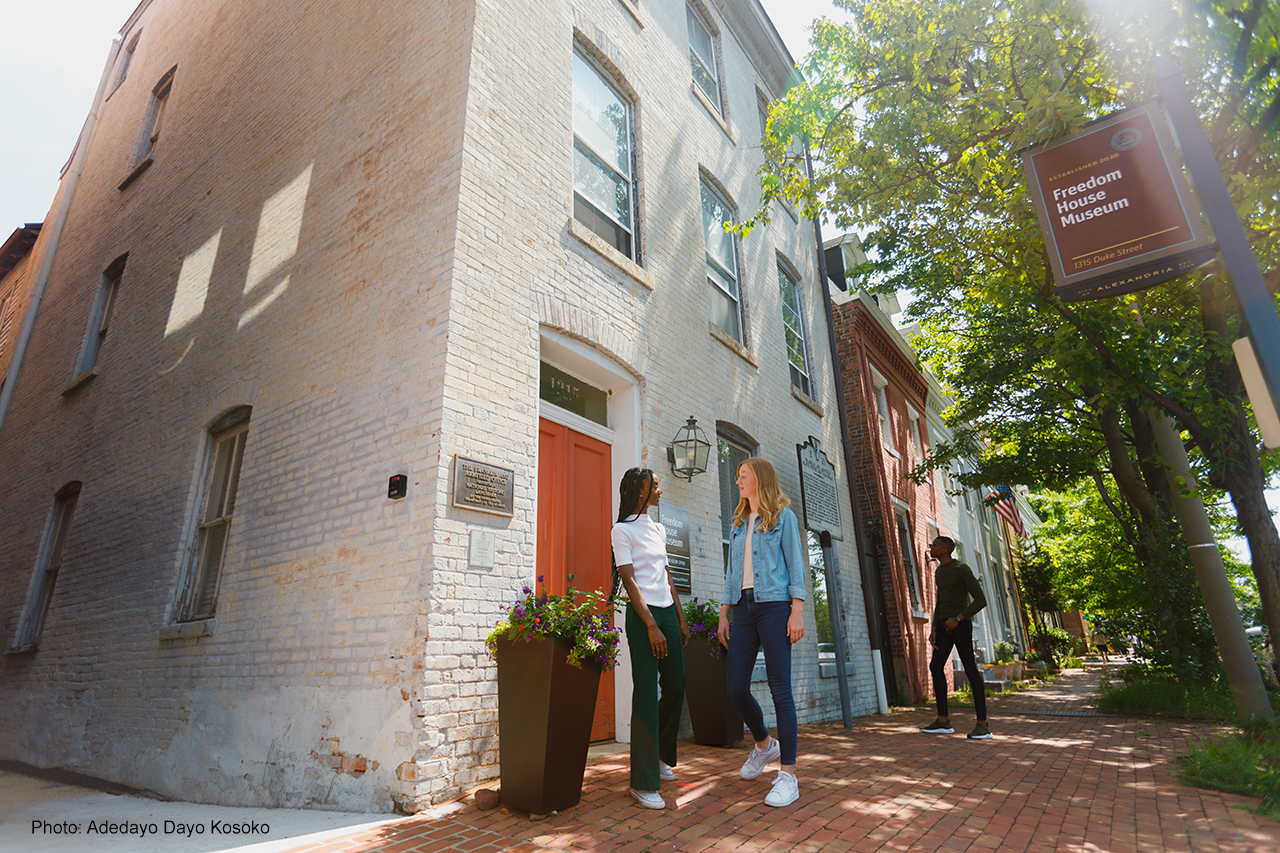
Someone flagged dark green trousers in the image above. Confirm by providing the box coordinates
[625,604,686,791]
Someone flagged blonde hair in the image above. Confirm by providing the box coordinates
[732,457,791,533]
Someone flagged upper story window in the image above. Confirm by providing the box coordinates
[906,403,927,479]
[107,30,141,97]
[686,4,721,113]
[701,182,741,341]
[871,367,896,453]
[572,51,636,259]
[9,482,81,652]
[75,254,127,378]
[176,406,250,622]
[778,265,810,396]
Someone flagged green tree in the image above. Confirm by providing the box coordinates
[755,0,1280,654]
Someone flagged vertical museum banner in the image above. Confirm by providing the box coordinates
[1022,99,1215,301]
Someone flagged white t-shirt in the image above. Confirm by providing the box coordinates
[610,513,674,609]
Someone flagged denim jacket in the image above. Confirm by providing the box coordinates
[721,506,808,606]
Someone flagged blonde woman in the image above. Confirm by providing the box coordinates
[716,457,807,808]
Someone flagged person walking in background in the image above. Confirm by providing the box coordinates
[716,458,808,808]
[921,535,992,740]
[612,468,689,810]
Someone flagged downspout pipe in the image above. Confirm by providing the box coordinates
[807,145,890,714]
[0,36,121,436]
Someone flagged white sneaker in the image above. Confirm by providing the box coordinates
[630,789,666,810]
[659,761,675,782]
[764,770,799,807]
[739,737,781,780]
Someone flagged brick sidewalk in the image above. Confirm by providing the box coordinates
[280,664,1280,853]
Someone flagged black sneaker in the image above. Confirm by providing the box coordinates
[968,723,993,739]
[920,720,955,734]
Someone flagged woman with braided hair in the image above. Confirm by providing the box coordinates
[611,467,689,810]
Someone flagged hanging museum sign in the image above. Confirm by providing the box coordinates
[1021,99,1215,302]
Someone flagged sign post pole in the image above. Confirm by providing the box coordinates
[1155,56,1280,425]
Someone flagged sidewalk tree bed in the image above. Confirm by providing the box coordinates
[1178,719,1280,821]
[1099,667,1280,721]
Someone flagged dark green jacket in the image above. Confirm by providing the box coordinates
[932,559,987,624]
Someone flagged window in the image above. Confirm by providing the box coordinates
[871,367,895,452]
[778,265,811,396]
[131,67,174,171]
[75,254,126,377]
[894,506,922,611]
[10,483,81,651]
[702,182,741,341]
[958,459,972,510]
[718,434,753,569]
[0,291,12,361]
[686,4,721,112]
[906,404,926,474]
[108,30,141,97]
[177,407,250,622]
[572,51,636,258]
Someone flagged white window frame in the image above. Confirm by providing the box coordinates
[571,49,637,260]
[10,483,81,651]
[892,501,923,614]
[870,366,896,454]
[701,180,743,342]
[906,403,926,475]
[778,264,811,397]
[176,409,250,622]
[686,4,721,113]
[75,255,126,378]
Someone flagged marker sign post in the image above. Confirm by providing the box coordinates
[1022,100,1215,302]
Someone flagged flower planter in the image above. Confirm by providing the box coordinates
[683,636,743,745]
[1009,660,1024,681]
[986,662,1011,680]
[495,635,602,814]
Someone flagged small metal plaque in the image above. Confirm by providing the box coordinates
[452,456,515,517]
[660,504,692,593]
[469,530,496,568]
[797,436,843,540]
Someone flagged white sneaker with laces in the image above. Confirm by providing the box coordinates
[739,737,781,780]
[659,761,675,782]
[764,770,799,807]
[630,788,666,810]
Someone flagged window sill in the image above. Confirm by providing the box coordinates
[61,370,97,397]
[791,385,823,417]
[615,0,643,27]
[710,322,758,367]
[118,155,153,191]
[690,83,736,144]
[158,618,218,642]
[4,643,38,656]
[883,446,900,459]
[912,609,930,621]
[775,198,799,224]
[567,218,655,291]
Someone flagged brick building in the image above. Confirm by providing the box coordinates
[825,234,1034,703]
[0,0,876,813]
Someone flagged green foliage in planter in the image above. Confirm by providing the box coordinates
[486,577,621,671]
[995,641,1015,663]
[682,597,726,658]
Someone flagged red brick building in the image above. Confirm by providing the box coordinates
[827,251,943,703]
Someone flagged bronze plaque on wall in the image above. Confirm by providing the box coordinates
[452,456,515,517]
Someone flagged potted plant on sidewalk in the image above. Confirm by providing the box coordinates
[487,578,621,814]
[681,597,743,745]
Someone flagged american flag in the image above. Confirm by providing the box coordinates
[987,484,1026,538]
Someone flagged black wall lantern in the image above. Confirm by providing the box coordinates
[667,416,711,482]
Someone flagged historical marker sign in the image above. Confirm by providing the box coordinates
[659,504,692,593]
[797,436,842,541]
[1022,99,1214,302]
[452,456,515,517]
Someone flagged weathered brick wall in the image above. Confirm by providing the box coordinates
[0,0,879,814]
[0,0,477,812]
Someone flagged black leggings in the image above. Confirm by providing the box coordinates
[929,619,986,720]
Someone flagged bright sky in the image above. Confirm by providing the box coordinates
[0,0,848,232]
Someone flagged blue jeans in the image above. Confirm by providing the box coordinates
[726,589,797,765]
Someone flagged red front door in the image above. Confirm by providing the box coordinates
[537,418,615,741]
